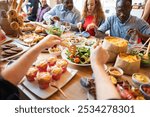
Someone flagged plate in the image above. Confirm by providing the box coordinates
[0,41,29,61]
[61,49,91,66]
[14,39,36,47]
[22,68,78,99]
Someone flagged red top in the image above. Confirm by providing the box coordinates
[83,15,96,36]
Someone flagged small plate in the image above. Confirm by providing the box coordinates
[1,41,29,61]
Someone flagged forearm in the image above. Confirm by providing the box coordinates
[92,63,121,100]
[142,0,150,21]
[139,33,150,42]
[43,12,52,22]
[95,30,105,38]
[1,44,43,85]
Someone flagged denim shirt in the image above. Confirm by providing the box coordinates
[43,4,80,25]
[98,15,150,40]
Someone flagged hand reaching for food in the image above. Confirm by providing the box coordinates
[90,42,109,66]
[52,16,60,22]
[86,23,98,31]
[38,35,62,49]
[77,22,82,32]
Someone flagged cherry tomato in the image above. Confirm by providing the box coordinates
[69,54,74,59]
[74,57,80,63]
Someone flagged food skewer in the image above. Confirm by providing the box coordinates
[142,41,150,60]
[51,84,69,99]
[10,0,17,10]
[138,37,150,52]
[16,0,23,13]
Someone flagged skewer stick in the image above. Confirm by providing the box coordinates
[51,84,69,99]
[10,0,17,10]
[16,0,23,13]
[138,37,150,52]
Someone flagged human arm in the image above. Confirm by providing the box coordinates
[95,17,111,38]
[142,0,150,21]
[43,5,58,23]
[1,35,61,86]
[127,27,150,42]
[90,43,121,100]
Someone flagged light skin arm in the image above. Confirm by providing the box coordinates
[1,35,61,86]
[90,44,121,100]
[142,0,150,21]
[43,6,57,22]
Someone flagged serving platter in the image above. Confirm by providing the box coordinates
[0,41,29,61]
[22,68,78,99]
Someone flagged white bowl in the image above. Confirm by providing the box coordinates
[108,67,124,77]
[132,73,150,87]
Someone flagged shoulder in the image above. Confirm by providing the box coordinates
[107,15,117,20]
[72,7,80,15]
[105,15,117,23]
[53,4,63,10]
[130,15,150,25]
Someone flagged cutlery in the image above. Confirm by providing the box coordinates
[142,41,150,60]
[51,84,69,99]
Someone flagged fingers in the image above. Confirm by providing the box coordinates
[45,34,62,41]
[86,23,97,31]
[50,40,62,47]
[77,22,82,30]
[127,29,137,35]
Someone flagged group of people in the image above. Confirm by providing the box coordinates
[1,0,150,41]
[0,0,150,100]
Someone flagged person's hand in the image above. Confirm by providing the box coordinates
[28,7,33,14]
[86,23,98,31]
[127,29,141,37]
[52,16,60,22]
[38,35,62,49]
[77,22,82,31]
[90,41,109,67]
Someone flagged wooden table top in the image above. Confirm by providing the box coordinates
[0,32,150,100]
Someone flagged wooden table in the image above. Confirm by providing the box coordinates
[15,53,93,100]
[0,32,150,100]
[1,52,150,100]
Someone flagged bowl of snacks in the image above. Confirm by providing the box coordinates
[132,73,150,87]
[108,67,124,77]
[140,84,150,100]
[129,46,150,67]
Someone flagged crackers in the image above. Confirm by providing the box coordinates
[1,43,23,57]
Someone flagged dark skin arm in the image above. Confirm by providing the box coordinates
[128,29,150,42]
[95,30,108,39]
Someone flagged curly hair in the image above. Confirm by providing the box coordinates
[116,0,132,5]
[82,0,105,25]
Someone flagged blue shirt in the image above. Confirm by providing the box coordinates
[98,15,150,40]
[43,4,80,25]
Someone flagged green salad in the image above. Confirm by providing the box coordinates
[46,27,62,37]
[66,47,90,64]
[130,49,150,67]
